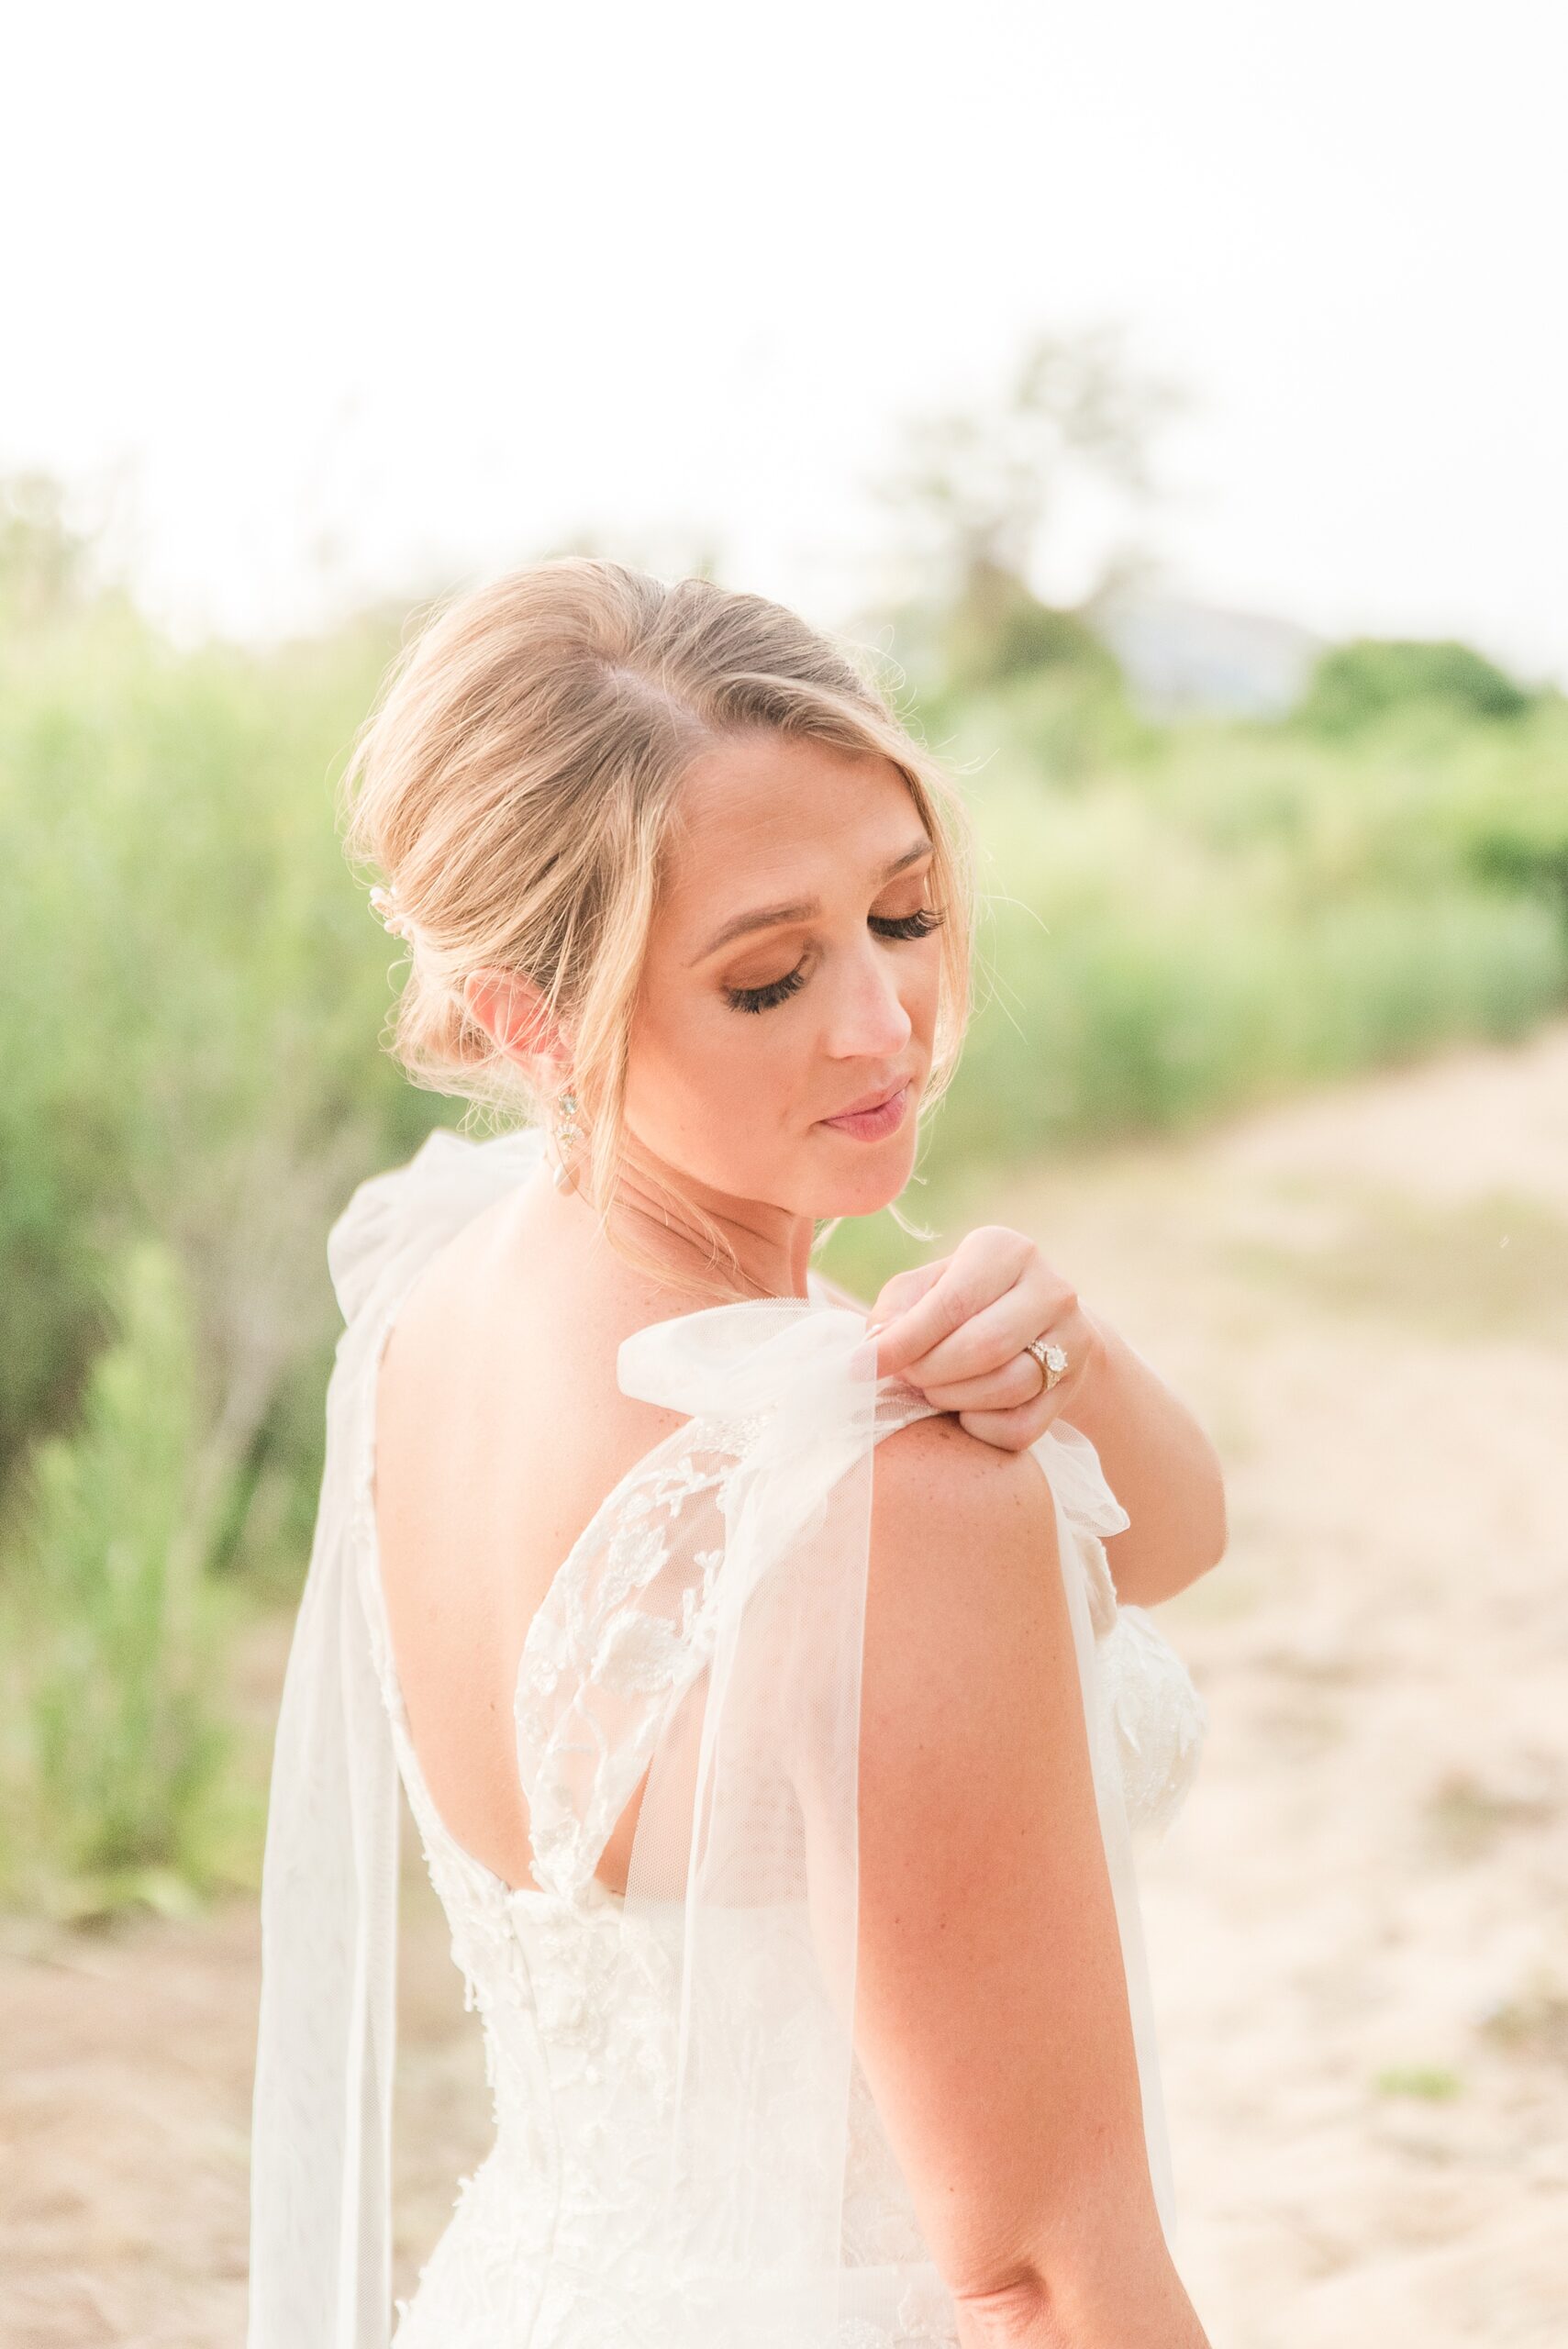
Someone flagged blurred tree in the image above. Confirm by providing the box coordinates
[940,555,1124,694]
[868,324,1186,694]
[1296,637,1536,735]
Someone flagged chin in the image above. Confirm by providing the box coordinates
[808,1138,920,1221]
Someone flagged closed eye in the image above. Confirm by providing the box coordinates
[723,906,944,1014]
[725,964,807,1015]
[868,907,943,942]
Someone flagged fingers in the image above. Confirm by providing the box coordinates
[892,1287,1050,1391]
[866,1258,948,1335]
[871,1275,976,1377]
[871,1229,1034,1377]
[914,1350,1051,1415]
[957,1400,1053,1453]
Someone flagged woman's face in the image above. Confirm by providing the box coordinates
[623,729,945,1225]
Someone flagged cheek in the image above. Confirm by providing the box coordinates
[904,947,942,1046]
[623,987,806,1163]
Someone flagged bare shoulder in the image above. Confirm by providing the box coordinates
[869,1409,1060,1601]
[862,1410,1066,1780]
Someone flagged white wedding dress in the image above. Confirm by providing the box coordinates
[250,1124,1208,2349]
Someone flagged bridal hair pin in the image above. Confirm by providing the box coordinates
[369,883,421,947]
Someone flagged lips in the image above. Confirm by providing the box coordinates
[826,1080,908,1121]
[817,1079,915,1141]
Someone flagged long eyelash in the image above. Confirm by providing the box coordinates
[726,964,806,1015]
[723,908,942,1015]
[869,907,945,941]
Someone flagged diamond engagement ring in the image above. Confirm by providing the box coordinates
[1024,1336,1069,1394]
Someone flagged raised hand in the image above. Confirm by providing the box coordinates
[866,1226,1106,1453]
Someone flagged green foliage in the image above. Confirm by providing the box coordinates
[1432,725,1568,911]
[6,470,1568,1912]
[923,657,1158,793]
[1295,636,1536,736]
[1373,2065,1462,2101]
[0,1242,240,1917]
[937,557,1125,699]
[826,693,1568,1297]
[0,595,443,1495]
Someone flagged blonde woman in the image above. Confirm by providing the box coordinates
[247,561,1222,2349]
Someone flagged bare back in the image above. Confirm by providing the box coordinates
[372,1170,695,1896]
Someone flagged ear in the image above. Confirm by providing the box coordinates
[463,969,571,1069]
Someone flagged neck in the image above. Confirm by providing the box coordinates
[577,1139,817,1304]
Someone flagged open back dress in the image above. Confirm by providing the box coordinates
[247,1124,1208,2349]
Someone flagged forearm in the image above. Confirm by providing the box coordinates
[1063,1316,1227,1608]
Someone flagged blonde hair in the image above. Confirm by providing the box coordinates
[339,558,975,1292]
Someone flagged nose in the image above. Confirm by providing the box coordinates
[822,938,915,1062]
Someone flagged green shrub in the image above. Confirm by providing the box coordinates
[1431,710,1568,912]
[6,531,1568,1911]
[0,1241,239,1917]
[1295,637,1535,736]
[0,600,439,1497]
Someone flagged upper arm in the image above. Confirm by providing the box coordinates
[855,1415,1167,2310]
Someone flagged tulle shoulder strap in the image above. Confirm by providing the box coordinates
[1032,1417,1131,1542]
[514,1300,876,1904]
[563,1297,1173,2333]
[591,1298,887,2336]
[508,1295,1174,2341]
[326,1123,548,1331]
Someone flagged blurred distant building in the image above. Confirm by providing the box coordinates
[1084,592,1325,718]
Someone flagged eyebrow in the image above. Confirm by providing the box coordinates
[690,837,935,963]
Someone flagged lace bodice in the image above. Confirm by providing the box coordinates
[328,1127,1207,2349]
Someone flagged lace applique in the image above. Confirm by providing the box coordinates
[1032,1435,1207,1842]
[1102,1603,1208,1842]
[515,1410,767,1902]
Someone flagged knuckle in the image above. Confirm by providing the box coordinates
[939,1282,978,1333]
[972,1221,1031,1265]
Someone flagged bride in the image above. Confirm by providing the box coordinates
[247,559,1222,2349]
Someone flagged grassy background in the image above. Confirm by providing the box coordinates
[3,547,1565,1916]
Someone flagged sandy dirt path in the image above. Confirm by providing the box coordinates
[3,1020,1565,2346]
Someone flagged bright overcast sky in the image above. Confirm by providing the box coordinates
[6,0,1565,680]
